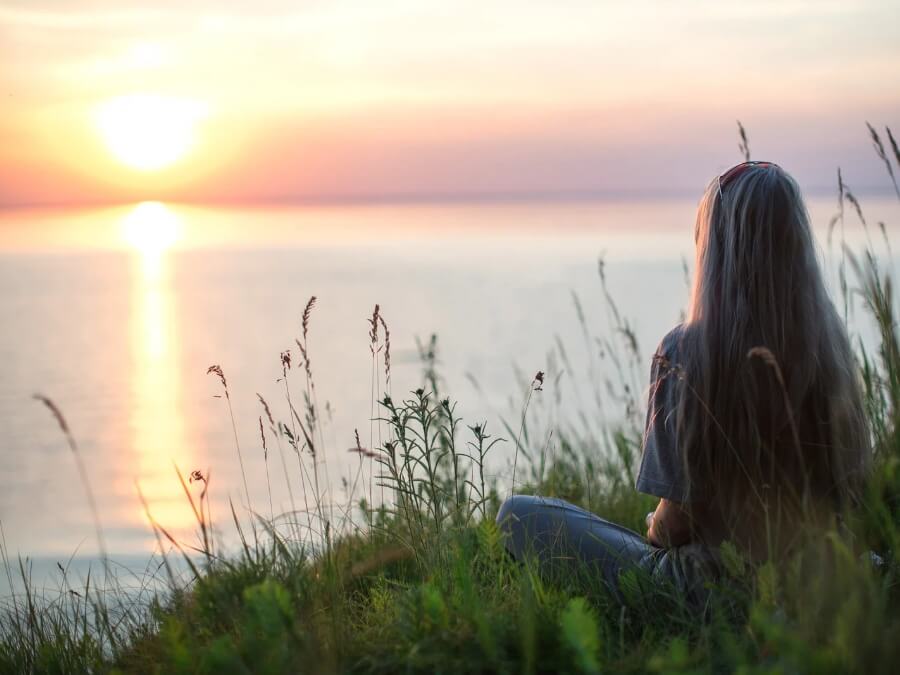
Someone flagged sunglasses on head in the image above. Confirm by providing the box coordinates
[716,160,780,199]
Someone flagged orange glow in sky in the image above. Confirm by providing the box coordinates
[0,1,898,207]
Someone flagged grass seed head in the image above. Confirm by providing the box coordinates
[207,365,229,397]
[256,393,275,426]
[33,394,70,436]
[379,314,391,385]
[302,296,317,343]
[259,416,268,459]
[368,304,381,352]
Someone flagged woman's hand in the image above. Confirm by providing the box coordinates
[646,498,692,548]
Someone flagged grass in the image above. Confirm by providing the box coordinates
[3,126,900,673]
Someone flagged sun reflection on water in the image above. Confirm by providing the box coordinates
[124,202,195,537]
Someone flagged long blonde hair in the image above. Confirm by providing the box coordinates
[674,163,869,540]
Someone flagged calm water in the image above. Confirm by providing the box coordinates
[0,197,895,568]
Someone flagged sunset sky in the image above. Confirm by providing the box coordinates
[1,0,898,207]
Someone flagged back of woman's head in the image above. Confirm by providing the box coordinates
[676,162,869,541]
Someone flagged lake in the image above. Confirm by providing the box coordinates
[0,196,895,571]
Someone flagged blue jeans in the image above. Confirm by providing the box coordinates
[496,495,653,587]
[496,495,718,600]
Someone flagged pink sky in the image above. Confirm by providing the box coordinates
[0,0,898,207]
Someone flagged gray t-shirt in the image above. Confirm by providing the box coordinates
[635,325,700,503]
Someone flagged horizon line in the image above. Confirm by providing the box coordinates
[1,184,895,212]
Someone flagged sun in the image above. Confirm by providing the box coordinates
[95,94,206,171]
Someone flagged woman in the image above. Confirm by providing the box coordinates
[496,161,870,596]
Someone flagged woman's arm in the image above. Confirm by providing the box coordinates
[646,498,692,547]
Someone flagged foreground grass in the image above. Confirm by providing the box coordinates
[11,412,900,674]
[4,129,900,674]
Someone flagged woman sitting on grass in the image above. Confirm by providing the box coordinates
[497,161,870,596]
